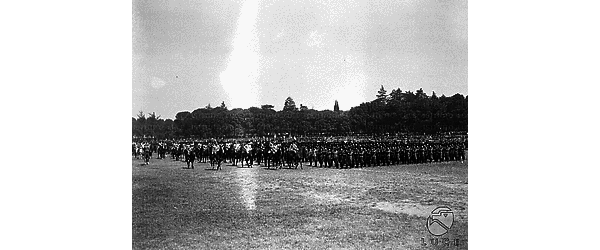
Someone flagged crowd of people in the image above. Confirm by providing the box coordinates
[132,134,468,169]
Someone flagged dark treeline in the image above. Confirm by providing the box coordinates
[132,86,467,139]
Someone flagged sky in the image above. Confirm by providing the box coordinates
[133,0,467,119]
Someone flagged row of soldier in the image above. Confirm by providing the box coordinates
[133,135,467,169]
[305,142,466,168]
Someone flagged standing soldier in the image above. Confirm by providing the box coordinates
[333,148,339,168]
[346,147,353,168]
[385,146,391,166]
[461,142,467,163]
[398,146,404,165]
[327,148,334,168]
[372,148,379,167]
[362,146,371,167]
[358,147,365,168]
[413,145,418,164]
[317,146,324,168]
[345,147,352,169]
[425,145,430,164]
[441,144,448,161]
[419,145,426,164]
[308,147,314,166]
[311,147,317,167]
[350,147,357,168]
[339,148,346,169]
[399,145,405,164]
[390,145,398,165]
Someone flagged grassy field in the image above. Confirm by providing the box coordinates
[133,157,468,249]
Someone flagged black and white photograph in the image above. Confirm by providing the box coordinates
[132,0,467,249]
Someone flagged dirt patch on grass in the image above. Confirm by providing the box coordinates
[372,201,435,217]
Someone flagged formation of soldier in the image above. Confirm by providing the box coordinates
[302,140,467,168]
[133,134,467,168]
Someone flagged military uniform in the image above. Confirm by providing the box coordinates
[317,148,323,167]
[372,149,379,167]
[441,145,448,161]
[327,149,334,168]
[340,149,347,168]
[365,147,370,167]
[385,148,391,166]
[351,149,359,168]
[358,148,365,168]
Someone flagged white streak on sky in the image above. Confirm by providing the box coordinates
[220,0,261,109]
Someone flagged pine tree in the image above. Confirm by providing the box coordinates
[376,85,387,103]
[283,97,297,111]
[334,100,340,112]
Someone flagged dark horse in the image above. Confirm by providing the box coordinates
[209,144,224,170]
[284,144,302,169]
[185,147,195,169]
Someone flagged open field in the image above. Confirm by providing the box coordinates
[133,157,468,249]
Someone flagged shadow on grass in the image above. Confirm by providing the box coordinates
[204,168,223,171]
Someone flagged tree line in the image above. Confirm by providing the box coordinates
[132,86,467,139]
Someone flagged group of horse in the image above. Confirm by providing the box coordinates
[134,141,304,170]
[132,143,152,165]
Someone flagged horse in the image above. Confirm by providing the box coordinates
[242,144,253,168]
[272,145,284,169]
[209,144,224,170]
[185,147,196,169]
[193,145,201,163]
[232,143,242,166]
[143,146,151,165]
[225,143,234,164]
[265,144,280,169]
[284,150,302,169]
[254,145,263,166]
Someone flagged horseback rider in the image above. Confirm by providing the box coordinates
[186,145,196,169]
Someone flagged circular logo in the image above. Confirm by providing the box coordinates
[426,206,454,236]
